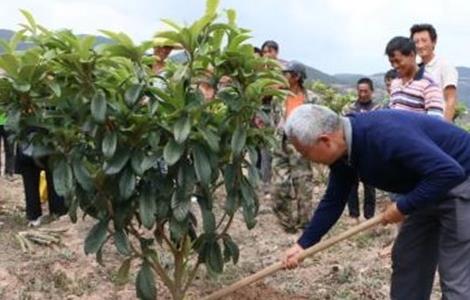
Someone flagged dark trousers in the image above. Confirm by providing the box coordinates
[20,156,67,220]
[391,177,470,300]
[0,125,15,175]
[347,181,376,219]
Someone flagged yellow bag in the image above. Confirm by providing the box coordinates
[39,171,48,203]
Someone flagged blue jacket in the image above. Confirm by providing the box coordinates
[298,109,470,248]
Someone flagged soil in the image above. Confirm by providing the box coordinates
[0,175,441,299]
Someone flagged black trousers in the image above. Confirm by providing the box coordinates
[0,125,15,175]
[347,181,376,219]
[18,154,67,220]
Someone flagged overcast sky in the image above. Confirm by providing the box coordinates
[2,0,470,75]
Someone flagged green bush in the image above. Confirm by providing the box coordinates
[0,2,286,299]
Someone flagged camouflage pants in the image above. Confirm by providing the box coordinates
[271,141,314,232]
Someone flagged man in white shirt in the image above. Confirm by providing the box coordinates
[410,24,459,122]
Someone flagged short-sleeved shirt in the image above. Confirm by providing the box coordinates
[423,56,458,90]
[389,66,444,118]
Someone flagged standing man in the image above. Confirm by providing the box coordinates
[386,36,444,118]
[282,104,470,299]
[342,78,380,222]
[271,61,316,232]
[410,24,458,121]
[256,40,287,187]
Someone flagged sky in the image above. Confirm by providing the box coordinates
[2,0,470,75]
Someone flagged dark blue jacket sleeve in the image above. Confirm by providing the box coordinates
[391,136,466,214]
[297,161,355,249]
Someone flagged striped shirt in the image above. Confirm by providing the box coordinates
[389,66,444,118]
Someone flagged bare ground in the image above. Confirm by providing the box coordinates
[0,175,441,299]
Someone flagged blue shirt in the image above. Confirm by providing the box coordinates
[298,109,470,248]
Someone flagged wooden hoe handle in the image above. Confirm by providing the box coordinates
[203,213,384,300]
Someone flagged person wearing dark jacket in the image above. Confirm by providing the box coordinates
[282,104,470,300]
[15,128,67,227]
[342,78,381,222]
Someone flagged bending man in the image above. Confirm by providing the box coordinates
[282,104,470,300]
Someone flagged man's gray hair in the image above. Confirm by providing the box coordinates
[284,104,341,146]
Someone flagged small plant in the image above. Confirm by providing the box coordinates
[310,80,355,113]
[0,2,286,299]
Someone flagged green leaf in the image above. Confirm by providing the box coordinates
[171,188,190,222]
[72,159,94,191]
[163,138,184,165]
[223,236,239,264]
[156,196,170,219]
[12,82,31,93]
[53,158,74,197]
[0,40,11,53]
[228,33,251,51]
[116,258,132,285]
[136,261,156,300]
[131,152,158,176]
[226,9,237,25]
[160,18,182,31]
[78,35,96,60]
[104,150,130,175]
[102,131,117,159]
[207,241,223,273]
[139,188,156,229]
[223,164,237,193]
[205,0,220,16]
[231,125,246,155]
[130,152,145,176]
[225,190,239,216]
[119,168,136,200]
[67,195,79,223]
[100,30,134,47]
[114,229,131,256]
[0,54,19,77]
[18,64,36,82]
[148,132,160,151]
[240,180,257,229]
[173,116,191,144]
[201,208,216,233]
[200,128,220,152]
[84,219,109,255]
[193,145,212,186]
[124,83,143,107]
[96,246,104,266]
[169,217,188,242]
[155,31,184,49]
[91,90,107,123]
[49,82,61,97]
[20,9,37,33]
